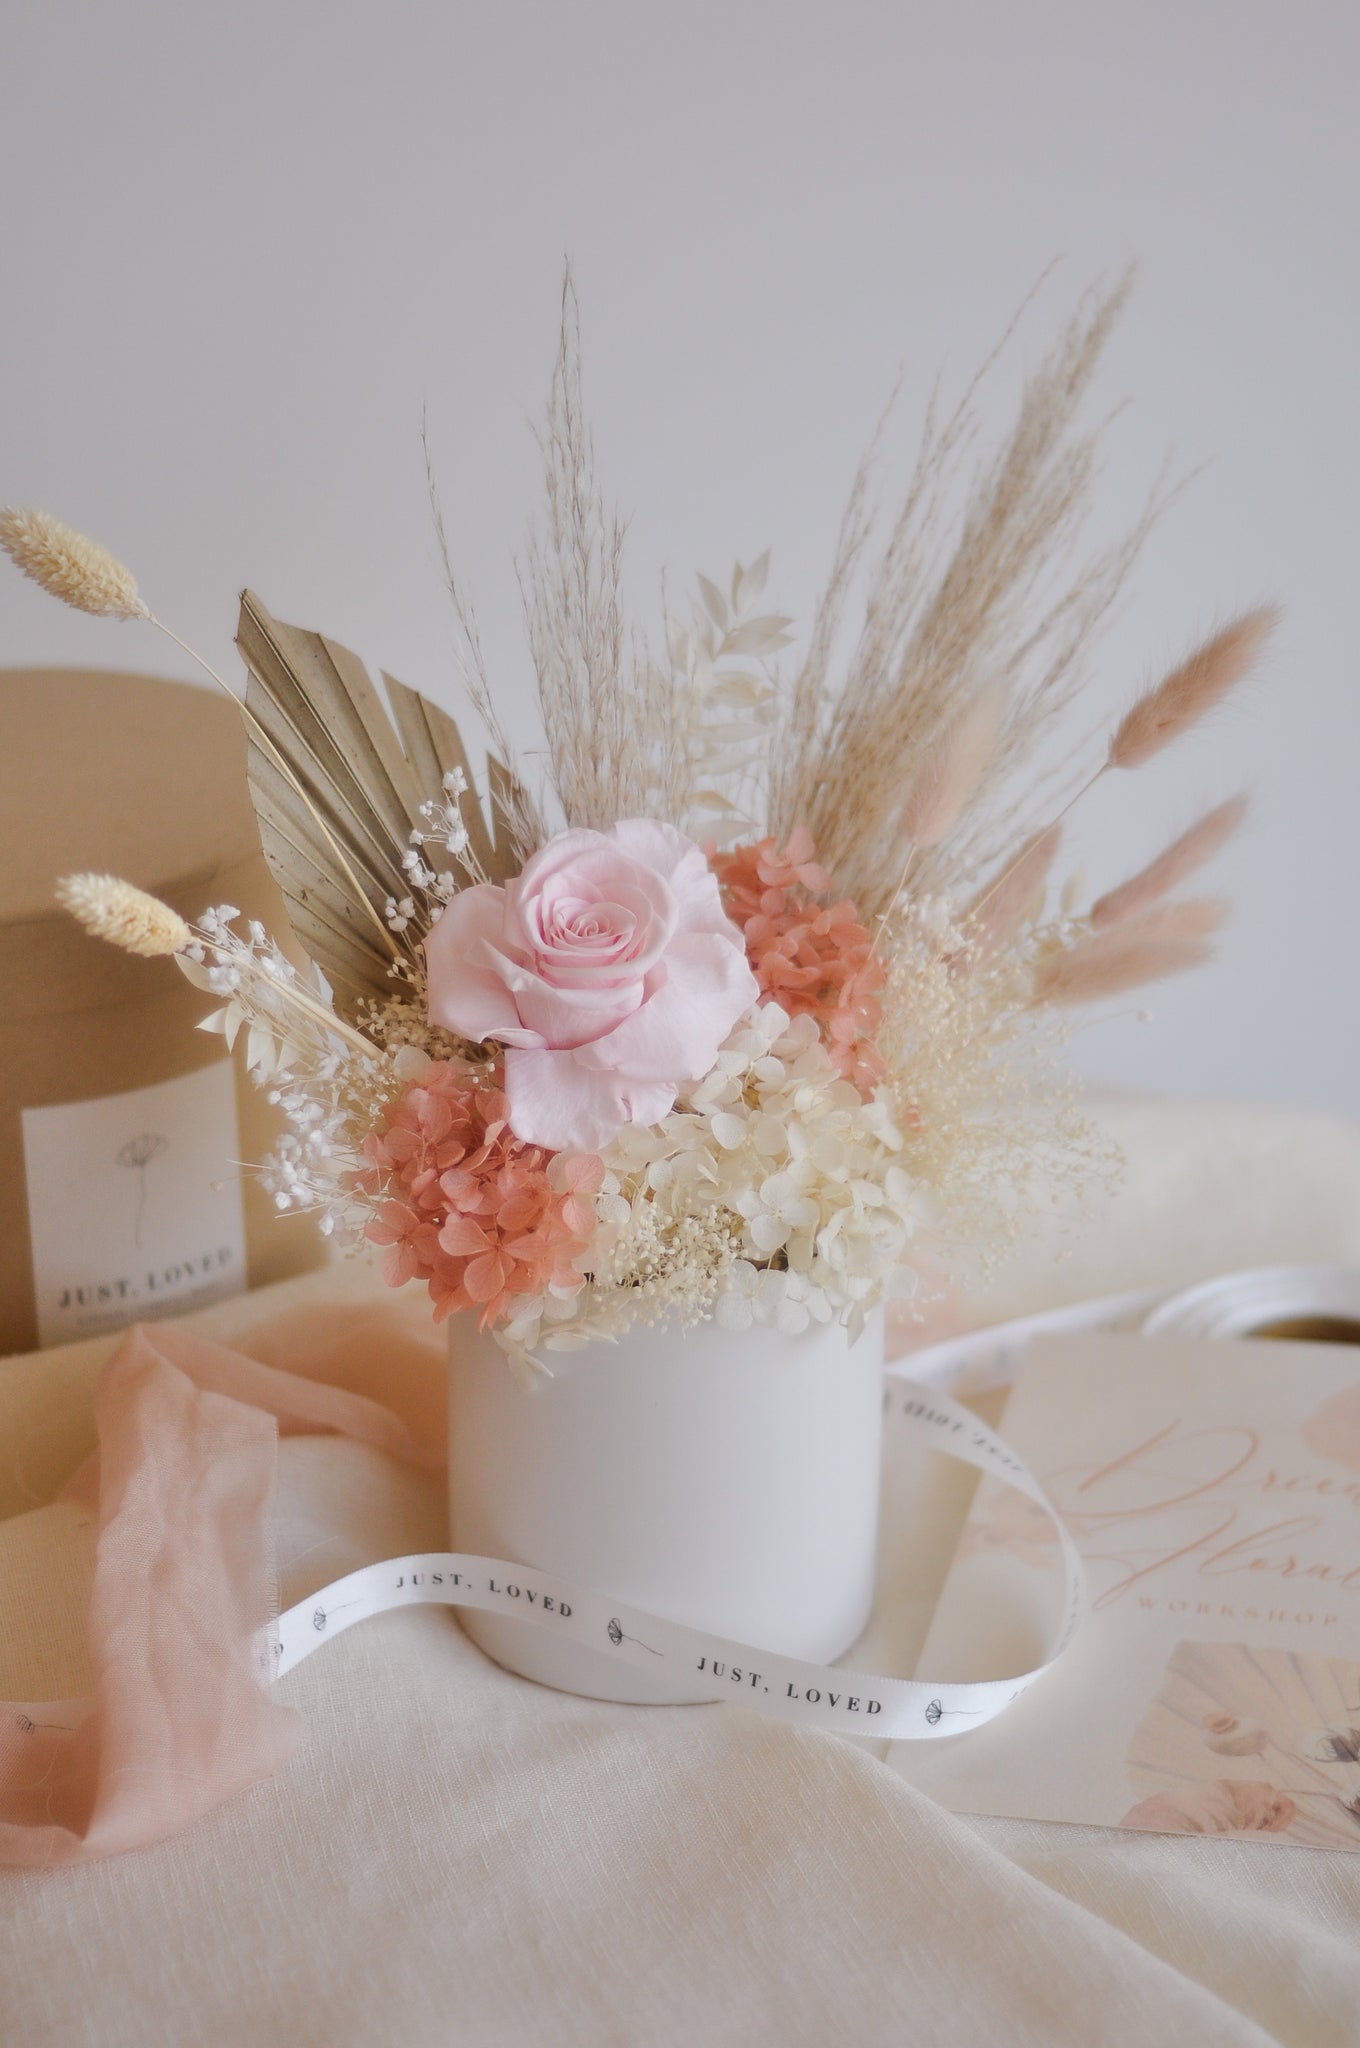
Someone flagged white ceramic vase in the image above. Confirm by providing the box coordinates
[446,1308,885,1703]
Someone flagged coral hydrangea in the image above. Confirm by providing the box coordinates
[712,829,886,1090]
[359,1051,602,1328]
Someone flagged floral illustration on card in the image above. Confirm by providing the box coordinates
[1123,1641,1360,1848]
[1300,1384,1360,1472]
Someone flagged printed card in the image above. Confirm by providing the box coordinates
[891,1332,1360,1847]
[21,1062,246,1348]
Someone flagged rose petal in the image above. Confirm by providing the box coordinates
[612,819,736,937]
[511,966,643,1049]
[574,930,757,1081]
[511,828,632,899]
[424,884,525,1043]
[426,821,754,1139]
[505,1047,675,1152]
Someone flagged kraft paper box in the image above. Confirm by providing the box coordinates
[0,667,325,1356]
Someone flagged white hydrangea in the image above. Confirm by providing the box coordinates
[490,1001,923,1365]
[679,1004,923,1334]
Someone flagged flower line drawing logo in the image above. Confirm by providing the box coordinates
[116,1130,169,1248]
[607,1617,662,1657]
[311,1598,364,1634]
[924,1698,986,1726]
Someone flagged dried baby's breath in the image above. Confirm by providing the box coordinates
[878,904,1112,1269]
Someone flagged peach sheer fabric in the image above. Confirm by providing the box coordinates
[0,1317,443,1866]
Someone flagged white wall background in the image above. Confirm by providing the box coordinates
[2,2,1354,1114]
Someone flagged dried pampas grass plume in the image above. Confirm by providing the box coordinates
[57,874,191,957]
[0,508,149,620]
[900,684,1005,850]
[1033,898,1224,1006]
[1091,795,1247,929]
[1108,610,1276,771]
[1124,896,1226,941]
[961,823,1063,961]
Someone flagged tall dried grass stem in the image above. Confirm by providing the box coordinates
[422,410,546,860]
[768,273,1159,913]
[518,266,683,831]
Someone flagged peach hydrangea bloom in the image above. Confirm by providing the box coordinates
[711,828,886,1090]
[359,1058,603,1327]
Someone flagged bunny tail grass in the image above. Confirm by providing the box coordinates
[1108,610,1276,771]
[1091,796,1247,929]
[1033,899,1225,1005]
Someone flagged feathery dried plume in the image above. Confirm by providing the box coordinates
[1091,796,1247,929]
[0,508,149,620]
[1121,896,1226,942]
[57,873,191,957]
[1033,899,1224,1006]
[519,266,681,831]
[961,823,1063,960]
[1108,610,1275,772]
[770,272,1161,913]
[899,684,1005,849]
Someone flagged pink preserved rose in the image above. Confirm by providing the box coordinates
[424,819,757,1151]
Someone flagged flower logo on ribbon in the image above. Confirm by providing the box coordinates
[606,1617,662,1657]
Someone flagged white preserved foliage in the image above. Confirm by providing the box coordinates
[176,907,386,1240]
[667,557,792,846]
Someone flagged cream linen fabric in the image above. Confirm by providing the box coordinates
[1,1097,1359,2046]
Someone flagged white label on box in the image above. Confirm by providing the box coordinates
[21,1061,247,1348]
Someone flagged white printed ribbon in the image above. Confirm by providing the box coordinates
[274,1364,1086,1743]
[273,1274,1341,1737]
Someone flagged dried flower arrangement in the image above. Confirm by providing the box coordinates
[4,274,1272,1379]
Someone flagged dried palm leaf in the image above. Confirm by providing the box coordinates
[382,672,499,880]
[235,590,520,1012]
